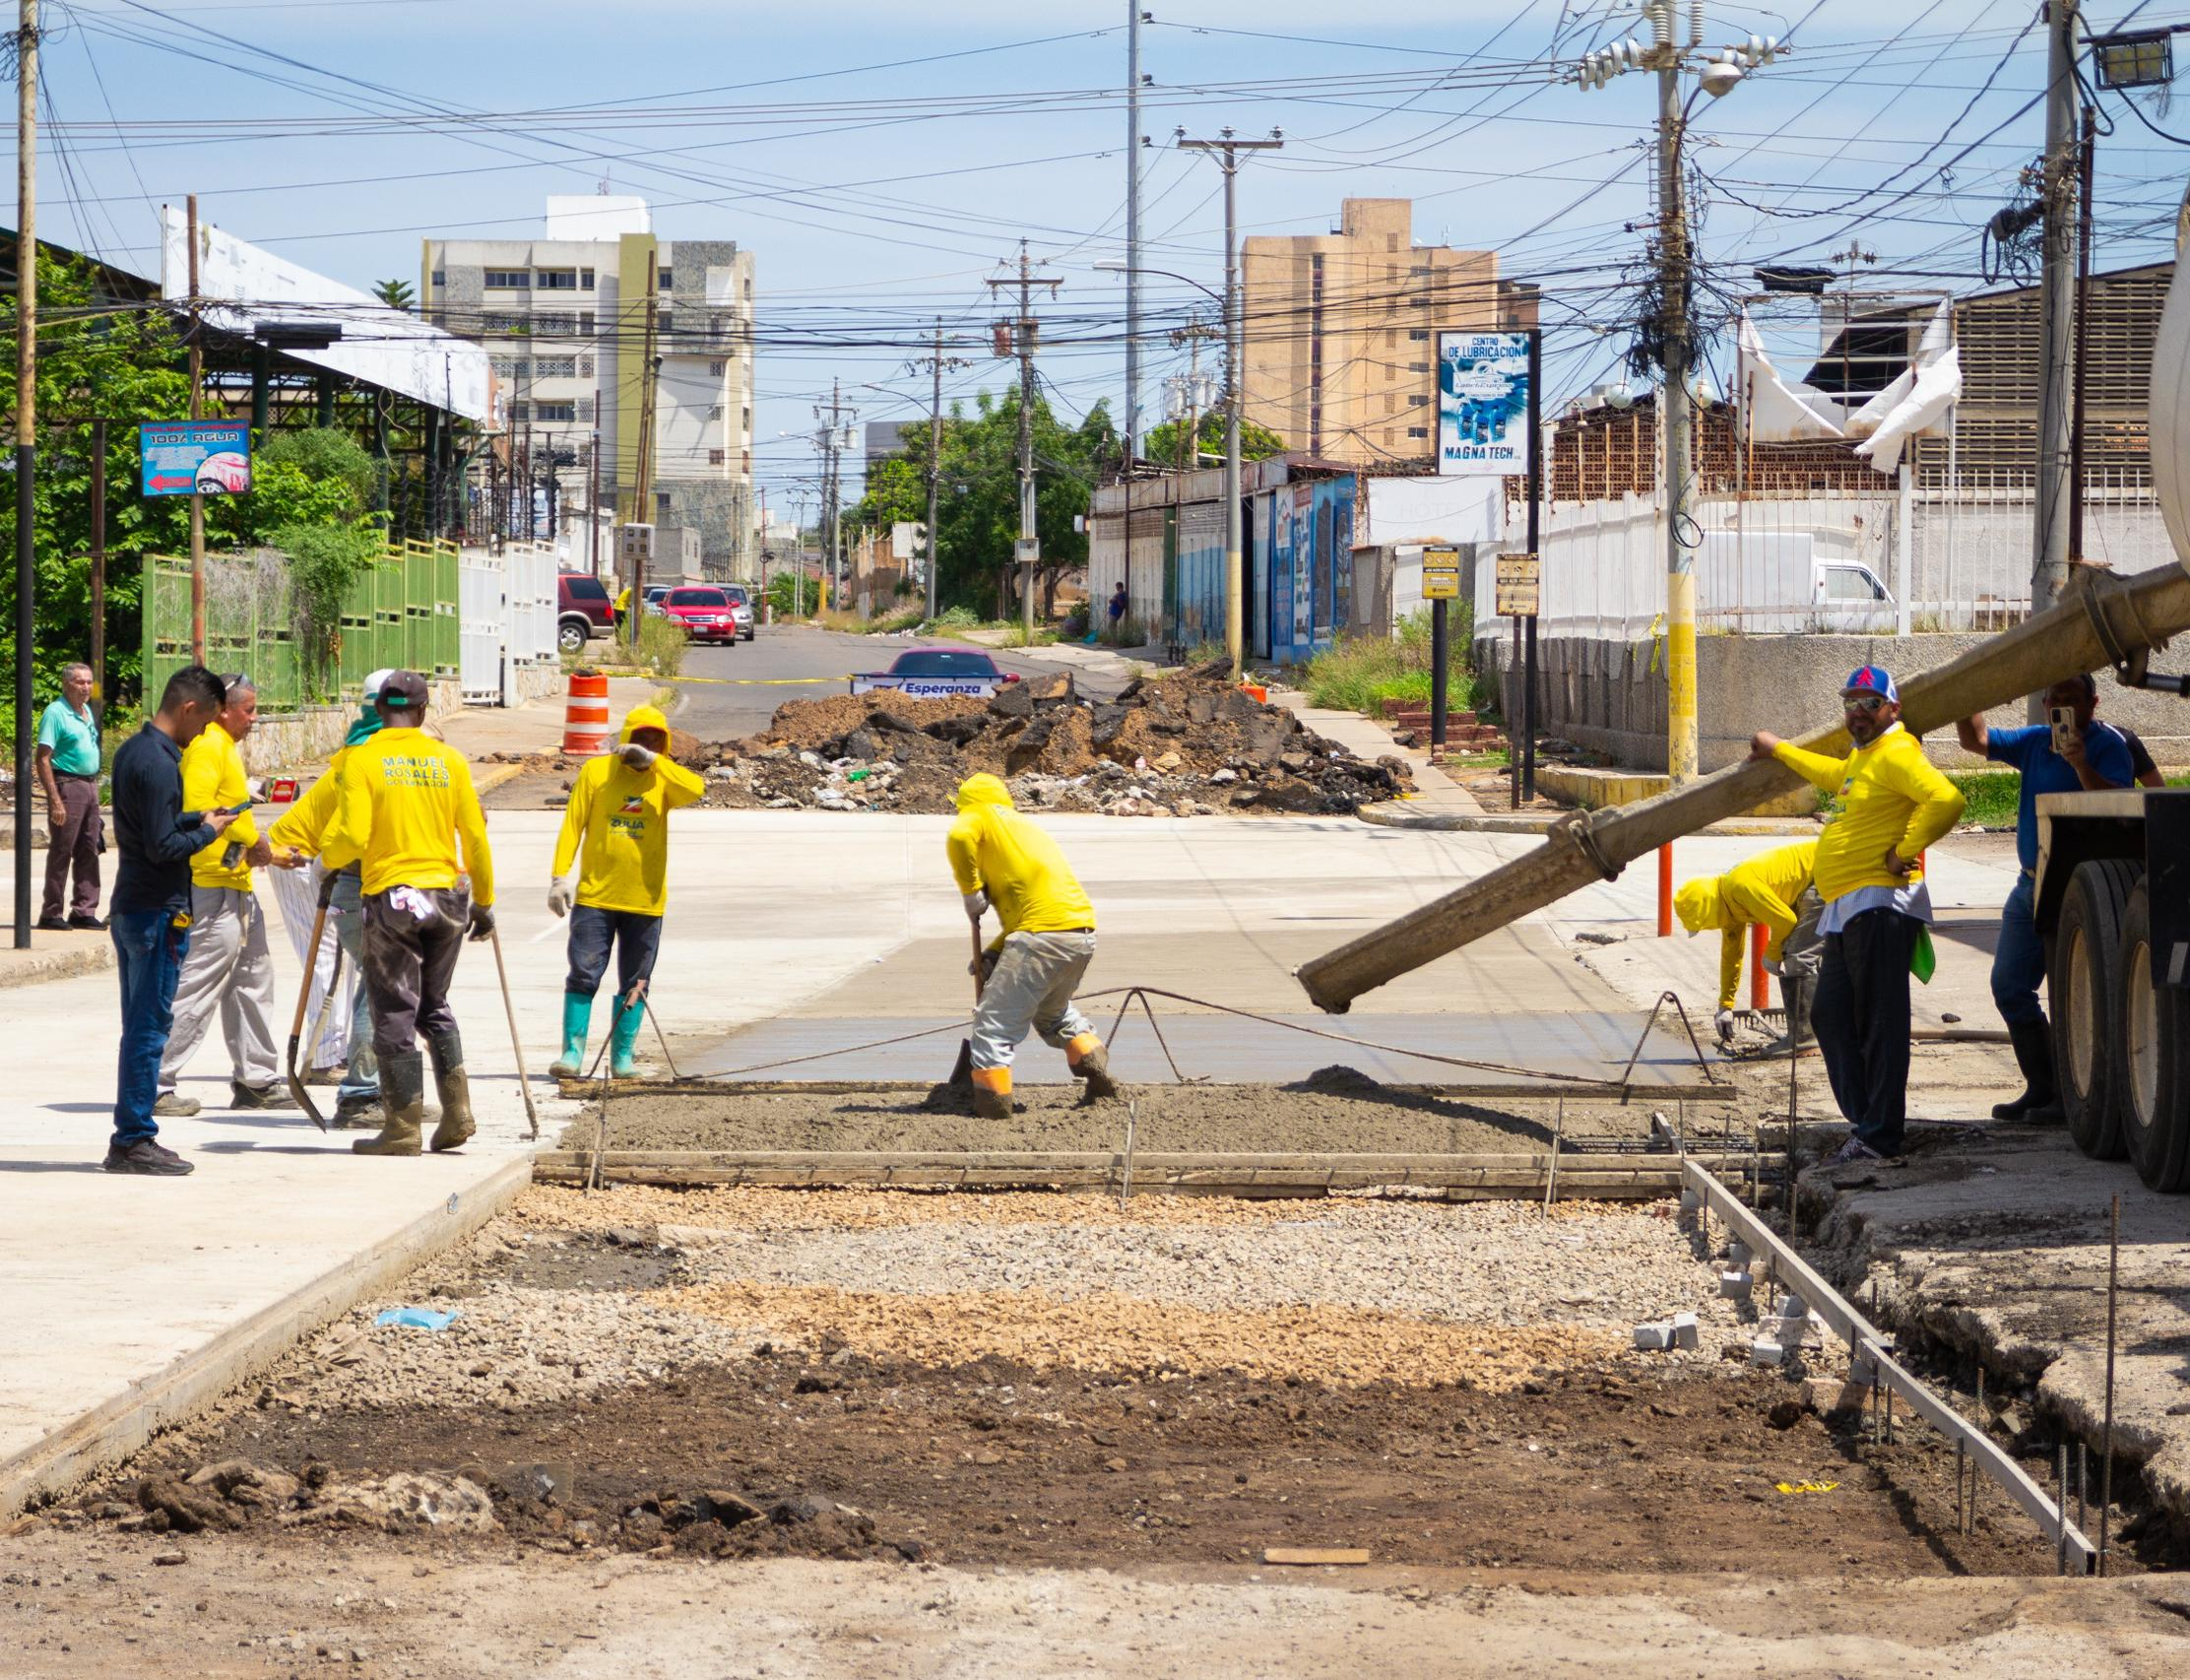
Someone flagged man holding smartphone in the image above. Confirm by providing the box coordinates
[1955,675,2133,1122]
[155,674,291,1116]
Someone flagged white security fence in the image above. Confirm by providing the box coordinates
[457,540,561,706]
[1476,471,2168,643]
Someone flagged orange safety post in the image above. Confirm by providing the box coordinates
[561,670,612,755]
[1656,844,1673,937]
[1749,923,1770,1009]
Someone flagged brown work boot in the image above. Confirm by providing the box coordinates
[426,1030,475,1153]
[333,1094,384,1131]
[1067,1035,1120,1100]
[353,1052,424,1157]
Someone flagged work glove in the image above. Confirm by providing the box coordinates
[548,877,574,919]
[619,742,659,771]
[962,890,989,925]
[1714,1007,1736,1045]
[467,903,496,943]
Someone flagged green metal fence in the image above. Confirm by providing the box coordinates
[142,540,460,712]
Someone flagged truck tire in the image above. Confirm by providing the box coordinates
[2119,878,2190,1193]
[2051,858,2140,1161]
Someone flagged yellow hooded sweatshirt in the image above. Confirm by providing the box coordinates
[1771,724,1964,905]
[946,773,1095,951]
[1675,840,1818,1009]
[181,719,261,891]
[320,727,495,906]
[550,704,703,917]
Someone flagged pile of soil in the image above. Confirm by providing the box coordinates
[687,661,1412,817]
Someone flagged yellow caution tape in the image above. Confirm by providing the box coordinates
[1774,1480,1838,1495]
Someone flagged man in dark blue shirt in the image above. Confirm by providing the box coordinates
[106,666,238,1175]
[1956,674,2133,1124]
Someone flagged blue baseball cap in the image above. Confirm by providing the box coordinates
[1842,665,1898,703]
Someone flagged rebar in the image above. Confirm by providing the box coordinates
[2099,1192,2119,1576]
[1543,1097,1565,1214]
[2057,1440,2071,1575]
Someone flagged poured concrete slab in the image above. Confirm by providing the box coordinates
[682,1009,1719,1095]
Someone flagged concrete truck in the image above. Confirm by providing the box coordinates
[1298,211,2190,1192]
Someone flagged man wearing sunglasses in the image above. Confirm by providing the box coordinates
[1750,666,1965,1164]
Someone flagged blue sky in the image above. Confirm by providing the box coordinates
[23,0,2190,512]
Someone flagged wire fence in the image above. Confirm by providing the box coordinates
[1476,470,2169,642]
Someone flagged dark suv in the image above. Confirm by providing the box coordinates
[557,571,615,654]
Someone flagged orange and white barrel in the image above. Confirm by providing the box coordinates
[561,671,612,754]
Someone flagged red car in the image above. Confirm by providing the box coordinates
[659,586,741,645]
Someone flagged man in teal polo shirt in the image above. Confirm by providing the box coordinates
[35,662,105,930]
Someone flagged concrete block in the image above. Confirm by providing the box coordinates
[1798,1375,1868,1418]
[1679,1190,1702,1215]
[1728,1240,1752,1265]
[1751,1338,1787,1368]
[1669,1312,1700,1351]
[1718,1269,1753,1301]
[1633,1322,1674,1351]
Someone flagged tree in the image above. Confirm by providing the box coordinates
[373,279,415,312]
[1141,410,1286,470]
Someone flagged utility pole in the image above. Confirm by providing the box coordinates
[908,319,968,620]
[186,193,205,664]
[625,261,659,646]
[987,241,1062,642]
[1168,314,1218,469]
[2069,105,2097,567]
[2031,0,2081,649]
[1574,5,1781,783]
[813,379,854,615]
[12,0,36,949]
[1180,127,1281,678]
[1125,2,1144,461]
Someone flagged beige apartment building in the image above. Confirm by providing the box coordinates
[1242,198,1532,468]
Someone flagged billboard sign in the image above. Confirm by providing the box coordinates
[1437,331,1532,477]
[140,422,252,497]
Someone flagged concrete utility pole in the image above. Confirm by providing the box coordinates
[813,379,854,614]
[13,0,37,949]
[908,319,968,619]
[987,241,1062,642]
[1575,4,1781,782]
[1169,314,1218,469]
[186,193,205,664]
[1180,127,1281,679]
[2031,0,2082,649]
[1125,2,1144,461]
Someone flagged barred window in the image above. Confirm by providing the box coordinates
[533,356,576,379]
[708,358,726,376]
[577,356,594,378]
[482,313,527,336]
[533,313,575,337]
[576,397,594,422]
[709,448,725,466]
[578,312,596,337]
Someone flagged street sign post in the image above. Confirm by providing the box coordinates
[1495,551,1541,616]
[1497,550,1543,809]
[1421,546,1460,747]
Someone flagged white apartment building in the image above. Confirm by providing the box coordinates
[422,195,758,579]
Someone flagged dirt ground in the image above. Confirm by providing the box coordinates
[555,1076,1727,1156]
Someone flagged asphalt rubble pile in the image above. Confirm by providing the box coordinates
[686,660,1413,817]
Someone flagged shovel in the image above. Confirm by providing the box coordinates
[947,918,987,1089]
[284,870,339,1131]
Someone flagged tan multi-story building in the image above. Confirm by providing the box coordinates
[1241,198,1531,468]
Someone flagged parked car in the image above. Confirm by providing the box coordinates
[720,584,757,641]
[851,647,1021,698]
[556,571,615,654]
[658,586,741,646]
[640,584,675,616]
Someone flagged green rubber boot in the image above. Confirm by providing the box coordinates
[352,1051,424,1157]
[548,993,593,1078]
[610,994,645,1078]
[426,1029,475,1153]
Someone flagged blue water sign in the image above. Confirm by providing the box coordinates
[140,421,253,497]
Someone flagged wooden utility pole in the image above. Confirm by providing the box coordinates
[986,241,1061,642]
[13,0,37,949]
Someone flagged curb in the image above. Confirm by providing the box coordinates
[0,941,115,992]
[1359,804,1820,838]
[0,1153,534,1519]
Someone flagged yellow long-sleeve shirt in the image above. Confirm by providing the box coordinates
[1771,724,1963,905]
[182,719,260,891]
[265,746,348,860]
[320,727,495,905]
[946,773,1095,948]
[1675,841,1817,1009]
[551,748,703,917]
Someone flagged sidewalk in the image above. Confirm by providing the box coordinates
[434,675,660,769]
[1269,689,1484,817]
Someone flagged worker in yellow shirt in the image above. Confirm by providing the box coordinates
[320,671,496,1157]
[1674,840,1822,1051]
[157,674,290,1115]
[264,671,393,1127]
[547,703,702,1078]
[947,773,1118,1120]
[1751,666,1965,1164]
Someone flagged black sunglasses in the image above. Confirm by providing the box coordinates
[1841,694,1888,713]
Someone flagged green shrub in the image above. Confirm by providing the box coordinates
[1301,610,1474,717]
[926,605,983,631]
[1101,613,1150,648]
[1948,771,2022,828]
